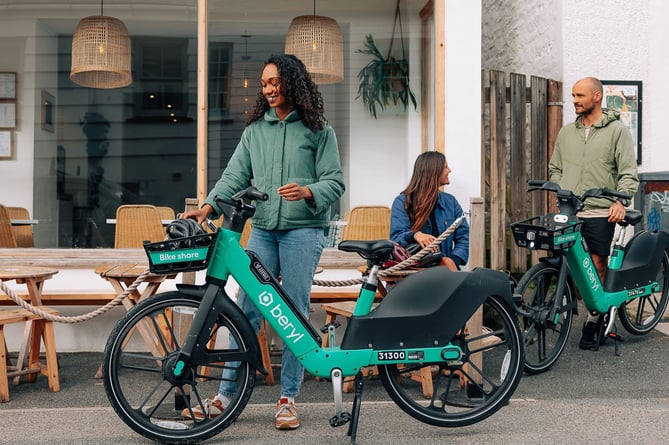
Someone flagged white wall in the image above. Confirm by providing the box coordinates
[0,23,35,212]
[444,0,483,210]
[563,0,667,174]
[481,0,562,81]
[646,0,669,170]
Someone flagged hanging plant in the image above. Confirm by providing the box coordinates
[355,1,417,118]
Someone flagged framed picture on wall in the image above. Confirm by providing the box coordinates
[0,102,16,129]
[601,80,642,164]
[0,72,16,100]
[0,130,11,158]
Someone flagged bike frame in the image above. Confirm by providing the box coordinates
[173,225,463,380]
[546,222,660,315]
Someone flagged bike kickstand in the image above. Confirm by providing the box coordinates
[347,371,364,445]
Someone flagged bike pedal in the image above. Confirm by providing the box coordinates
[607,332,623,342]
[329,412,351,427]
[320,320,341,333]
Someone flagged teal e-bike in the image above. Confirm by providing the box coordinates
[103,187,524,444]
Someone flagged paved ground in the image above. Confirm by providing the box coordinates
[2,308,669,445]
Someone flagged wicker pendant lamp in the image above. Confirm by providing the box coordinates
[284,0,343,84]
[70,0,132,89]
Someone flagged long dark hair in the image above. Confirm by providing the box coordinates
[402,151,445,231]
[245,54,326,132]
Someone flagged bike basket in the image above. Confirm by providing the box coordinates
[511,216,582,251]
[143,232,217,274]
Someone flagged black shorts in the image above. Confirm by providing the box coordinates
[579,217,615,256]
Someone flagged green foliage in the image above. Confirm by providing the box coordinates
[355,34,417,119]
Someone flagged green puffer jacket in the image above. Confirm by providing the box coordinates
[548,108,638,210]
[204,108,345,230]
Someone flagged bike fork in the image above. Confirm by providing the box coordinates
[549,260,571,325]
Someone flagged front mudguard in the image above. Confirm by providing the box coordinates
[177,283,266,375]
[341,266,516,350]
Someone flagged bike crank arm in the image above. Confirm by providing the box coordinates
[329,369,351,427]
[604,306,617,338]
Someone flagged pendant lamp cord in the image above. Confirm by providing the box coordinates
[100,0,104,16]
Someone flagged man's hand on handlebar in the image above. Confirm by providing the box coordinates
[608,200,627,223]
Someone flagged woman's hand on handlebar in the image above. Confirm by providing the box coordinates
[180,204,213,224]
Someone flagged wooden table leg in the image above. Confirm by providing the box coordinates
[13,278,45,385]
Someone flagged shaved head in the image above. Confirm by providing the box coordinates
[575,77,603,95]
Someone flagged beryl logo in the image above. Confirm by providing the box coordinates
[259,291,273,307]
[257,291,304,343]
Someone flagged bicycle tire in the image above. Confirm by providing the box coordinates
[103,292,255,444]
[515,262,574,374]
[619,250,669,335]
[378,295,524,427]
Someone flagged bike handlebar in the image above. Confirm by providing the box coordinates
[231,186,269,203]
[214,186,269,233]
[527,180,631,200]
[526,180,632,215]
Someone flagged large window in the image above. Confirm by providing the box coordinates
[0,1,430,249]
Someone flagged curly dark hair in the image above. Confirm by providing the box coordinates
[245,54,326,132]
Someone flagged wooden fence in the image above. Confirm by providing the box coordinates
[481,70,563,275]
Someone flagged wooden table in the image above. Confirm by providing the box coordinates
[94,263,176,311]
[93,263,176,378]
[0,265,59,386]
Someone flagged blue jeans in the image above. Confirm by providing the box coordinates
[219,226,325,399]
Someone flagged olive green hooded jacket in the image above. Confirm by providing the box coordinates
[548,108,638,210]
[204,108,345,230]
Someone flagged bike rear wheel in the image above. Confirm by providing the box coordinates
[515,262,574,374]
[103,292,255,445]
[619,250,669,335]
[378,295,523,427]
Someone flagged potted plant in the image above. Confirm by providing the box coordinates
[356,34,417,119]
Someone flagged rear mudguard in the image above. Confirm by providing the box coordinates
[604,230,669,291]
[176,283,266,374]
[340,267,514,350]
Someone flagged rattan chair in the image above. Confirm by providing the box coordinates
[156,206,176,221]
[0,204,17,248]
[339,206,391,241]
[114,205,166,248]
[6,206,34,248]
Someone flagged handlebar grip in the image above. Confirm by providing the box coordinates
[528,180,546,187]
[231,186,269,202]
[248,188,269,201]
[602,187,632,200]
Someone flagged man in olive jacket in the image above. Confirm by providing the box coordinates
[548,76,638,350]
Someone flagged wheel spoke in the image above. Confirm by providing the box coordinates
[103,292,255,443]
[378,296,523,427]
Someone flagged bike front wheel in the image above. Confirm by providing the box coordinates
[378,295,524,428]
[619,250,669,335]
[515,262,574,374]
[103,292,255,445]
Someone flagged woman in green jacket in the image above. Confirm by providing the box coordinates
[181,54,345,429]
